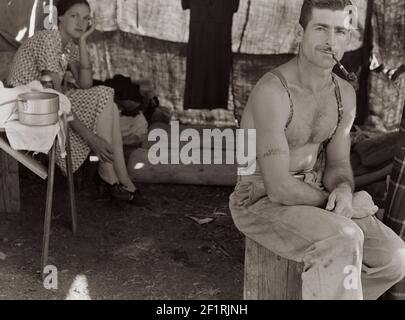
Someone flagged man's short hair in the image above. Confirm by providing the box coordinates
[299,0,353,29]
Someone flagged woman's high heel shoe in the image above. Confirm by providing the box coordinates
[93,173,133,201]
[125,189,149,207]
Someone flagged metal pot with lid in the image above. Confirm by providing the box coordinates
[17,92,59,126]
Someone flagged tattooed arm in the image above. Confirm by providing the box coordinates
[251,74,329,207]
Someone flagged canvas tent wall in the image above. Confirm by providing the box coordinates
[85,0,367,115]
[3,0,403,131]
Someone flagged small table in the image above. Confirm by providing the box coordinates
[0,116,77,277]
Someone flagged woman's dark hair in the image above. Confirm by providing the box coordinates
[56,0,90,18]
[299,0,353,29]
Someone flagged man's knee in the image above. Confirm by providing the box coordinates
[334,219,365,251]
[385,248,405,282]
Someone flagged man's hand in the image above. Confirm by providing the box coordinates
[88,135,114,163]
[326,185,353,218]
[352,191,379,219]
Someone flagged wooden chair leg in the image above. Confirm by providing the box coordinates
[41,142,56,278]
[0,149,20,213]
[64,117,77,234]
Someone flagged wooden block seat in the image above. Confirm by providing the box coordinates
[244,237,303,300]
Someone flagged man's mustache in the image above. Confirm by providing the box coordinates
[318,47,338,55]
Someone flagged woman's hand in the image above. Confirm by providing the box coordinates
[80,17,95,43]
[88,134,114,163]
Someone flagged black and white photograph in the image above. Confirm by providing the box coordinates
[0,0,404,305]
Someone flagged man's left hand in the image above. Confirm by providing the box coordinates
[352,191,379,219]
[326,186,353,218]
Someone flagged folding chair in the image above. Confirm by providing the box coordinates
[0,113,77,277]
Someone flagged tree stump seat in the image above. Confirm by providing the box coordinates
[244,237,304,300]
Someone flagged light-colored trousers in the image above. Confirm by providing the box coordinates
[229,175,405,300]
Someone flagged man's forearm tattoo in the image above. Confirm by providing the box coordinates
[260,148,288,159]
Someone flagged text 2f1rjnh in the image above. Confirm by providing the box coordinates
[155,304,248,317]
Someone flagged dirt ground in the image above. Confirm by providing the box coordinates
[0,163,244,300]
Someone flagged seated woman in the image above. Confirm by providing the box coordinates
[6,0,148,206]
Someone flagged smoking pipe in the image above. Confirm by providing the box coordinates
[332,54,358,82]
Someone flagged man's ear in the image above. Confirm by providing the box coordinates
[342,29,353,51]
[295,23,304,43]
[347,30,353,44]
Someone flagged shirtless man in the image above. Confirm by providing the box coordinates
[229,0,405,300]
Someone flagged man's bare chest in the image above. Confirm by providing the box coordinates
[286,91,339,149]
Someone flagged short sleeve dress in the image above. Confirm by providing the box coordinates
[7,30,114,174]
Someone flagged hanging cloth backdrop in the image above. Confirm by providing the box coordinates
[85,0,367,113]
[0,0,368,114]
[87,0,117,31]
[182,0,239,110]
[367,0,405,132]
[89,0,367,55]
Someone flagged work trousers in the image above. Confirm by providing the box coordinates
[229,174,405,300]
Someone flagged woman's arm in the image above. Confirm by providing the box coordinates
[76,37,93,89]
[70,22,95,89]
